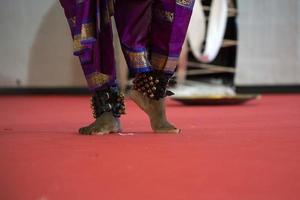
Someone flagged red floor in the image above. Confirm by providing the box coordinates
[0,94,300,200]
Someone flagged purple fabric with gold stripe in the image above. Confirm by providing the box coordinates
[59,0,194,91]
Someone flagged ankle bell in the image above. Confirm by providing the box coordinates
[133,71,174,100]
[91,87,126,118]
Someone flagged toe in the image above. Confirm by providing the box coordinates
[79,126,93,135]
[155,127,181,134]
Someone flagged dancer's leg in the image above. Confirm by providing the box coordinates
[115,0,172,132]
[60,0,125,135]
[114,0,194,133]
[150,0,194,75]
[129,0,194,133]
[114,0,153,74]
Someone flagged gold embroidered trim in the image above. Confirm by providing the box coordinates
[151,53,178,72]
[73,23,97,53]
[124,49,151,68]
[176,0,194,8]
[81,23,96,40]
[86,72,110,88]
[154,8,174,22]
[73,34,84,52]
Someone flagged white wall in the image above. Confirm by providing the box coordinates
[0,0,85,88]
[0,0,299,88]
[235,0,300,86]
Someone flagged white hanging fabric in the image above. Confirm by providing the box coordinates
[187,0,228,63]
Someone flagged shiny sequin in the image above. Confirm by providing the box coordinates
[154,8,174,22]
[176,0,194,8]
[68,16,76,28]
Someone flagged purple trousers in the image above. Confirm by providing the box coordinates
[60,0,194,91]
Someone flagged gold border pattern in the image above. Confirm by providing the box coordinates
[73,23,96,53]
[151,53,178,72]
[123,49,151,69]
[86,72,110,88]
[81,23,96,41]
[73,34,85,53]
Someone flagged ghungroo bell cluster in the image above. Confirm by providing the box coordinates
[133,71,174,100]
[91,87,125,118]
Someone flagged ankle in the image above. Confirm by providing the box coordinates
[132,71,174,100]
[91,86,125,119]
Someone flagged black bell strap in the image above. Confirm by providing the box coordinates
[133,71,174,100]
[91,87,125,118]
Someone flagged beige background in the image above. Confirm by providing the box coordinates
[0,0,85,88]
[236,0,300,86]
[0,0,299,88]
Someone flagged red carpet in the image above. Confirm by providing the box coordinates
[0,94,299,200]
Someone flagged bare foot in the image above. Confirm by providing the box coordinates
[79,112,121,135]
[129,89,180,133]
